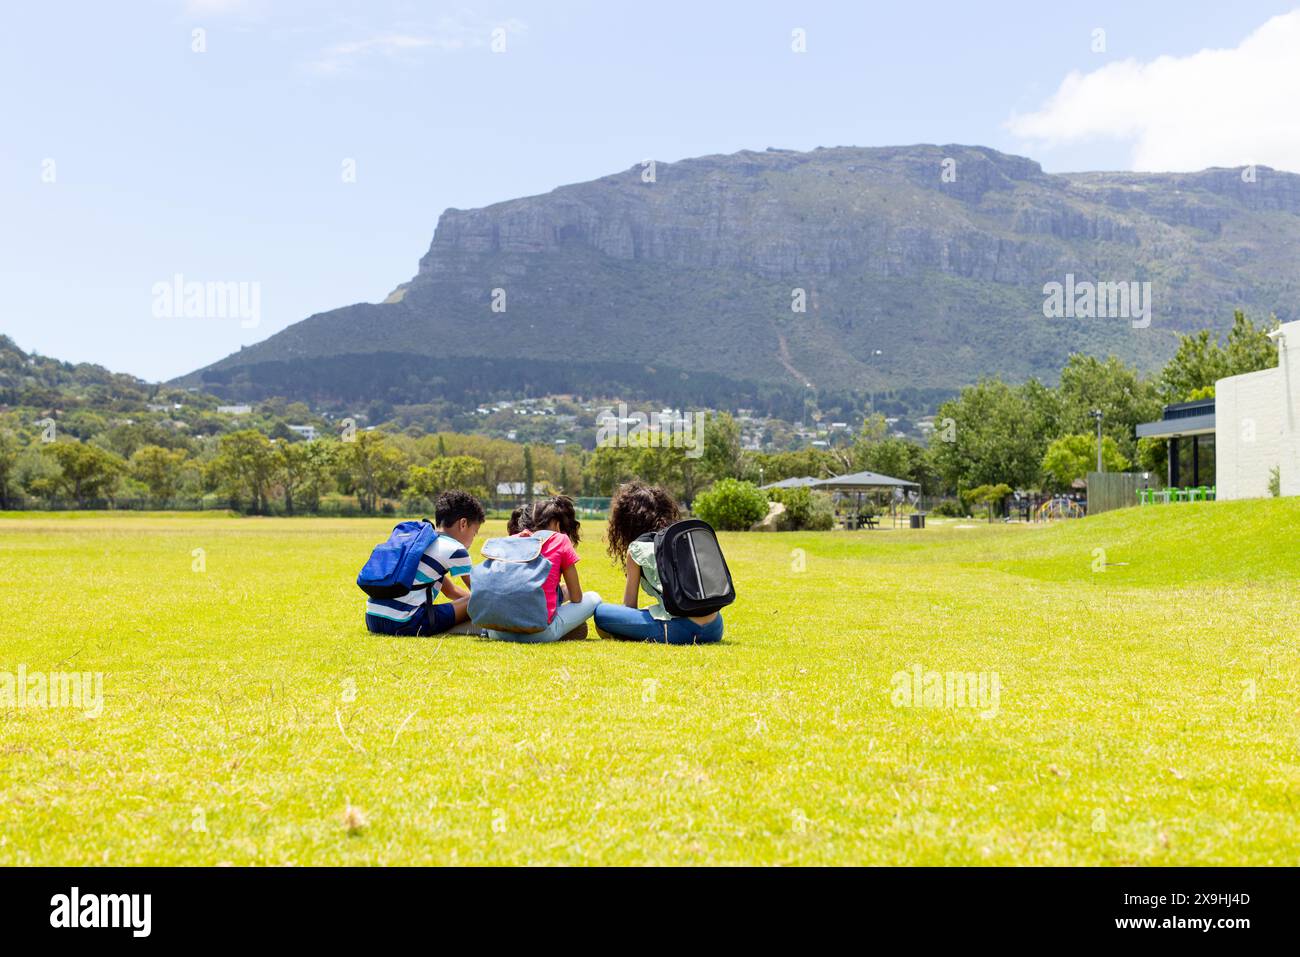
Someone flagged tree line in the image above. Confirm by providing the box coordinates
[739,311,1279,502]
[0,312,1278,514]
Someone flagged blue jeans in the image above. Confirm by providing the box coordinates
[593,605,723,645]
[486,591,602,644]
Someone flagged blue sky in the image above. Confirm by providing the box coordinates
[3,0,1298,381]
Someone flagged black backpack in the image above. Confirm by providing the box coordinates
[636,519,736,617]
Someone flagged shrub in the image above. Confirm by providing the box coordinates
[805,492,835,530]
[694,479,770,530]
[770,487,835,530]
[768,487,810,527]
[930,499,968,518]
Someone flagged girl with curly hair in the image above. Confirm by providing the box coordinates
[593,483,724,645]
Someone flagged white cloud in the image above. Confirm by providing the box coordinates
[305,17,527,74]
[1006,10,1300,172]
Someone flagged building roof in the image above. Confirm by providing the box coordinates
[759,476,822,490]
[1136,398,1216,439]
[811,470,919,491]
[1135,414,1216,439]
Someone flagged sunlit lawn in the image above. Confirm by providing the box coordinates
[1,500,1297,865]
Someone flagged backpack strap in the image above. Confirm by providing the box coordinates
[637,554,661,595]
[631,535,663,598]
[421,518,437,607]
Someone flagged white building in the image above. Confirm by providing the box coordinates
[287,424,317,441]
[1215,319,1300,500]
[496,482,548,497]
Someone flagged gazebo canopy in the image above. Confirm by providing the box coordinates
[811,470,919,493]
[759,475,821,490]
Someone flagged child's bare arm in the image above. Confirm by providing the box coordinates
[622,558,641,608]
[561,564,583,604]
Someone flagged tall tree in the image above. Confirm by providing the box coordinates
[1056,355,1160,461]
[747,448,837,485]
[45,441,126,506]
[131,445,189,506]
[930,379,1047,492]
[1224,310,1280,378]
[208,430,277,514]
[407,454,488,503]
[337,431,406,513]
[0,431,19,510]
[277,439,337,515]
[523,445,536,503]
[1158,310,1278,403]
[1041,434,1130,492]
[853,435,933,491]
[701,412,743,483]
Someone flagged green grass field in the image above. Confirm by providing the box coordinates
[2,500,1298,865]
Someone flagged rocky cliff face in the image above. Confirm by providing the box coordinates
[415,146,1059,283]
[180,144,1300,410]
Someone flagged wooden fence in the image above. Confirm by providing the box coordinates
[1086,471,1155,515]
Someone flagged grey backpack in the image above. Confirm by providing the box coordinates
[467,530,556,633]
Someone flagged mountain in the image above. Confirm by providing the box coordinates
[177,144,1300,418]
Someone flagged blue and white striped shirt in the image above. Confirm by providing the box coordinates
[364,534,472,623]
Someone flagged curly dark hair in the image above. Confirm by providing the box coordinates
[530,495,581,546]
[506,503,535,536]
[605,483,680,565]
[434,489,486,528]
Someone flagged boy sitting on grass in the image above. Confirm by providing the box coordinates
[364,490,485,637]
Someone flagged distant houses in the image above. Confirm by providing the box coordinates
[496,481,549,501]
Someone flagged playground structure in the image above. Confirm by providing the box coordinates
[999,491,1086,522]
[1035,496,1086,521]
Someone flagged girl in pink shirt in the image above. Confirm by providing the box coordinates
[487,496,602,643]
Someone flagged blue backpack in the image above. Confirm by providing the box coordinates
[357,519,439,600]
[467,531,556,634]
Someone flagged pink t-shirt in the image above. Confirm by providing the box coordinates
[515,531,579,621]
